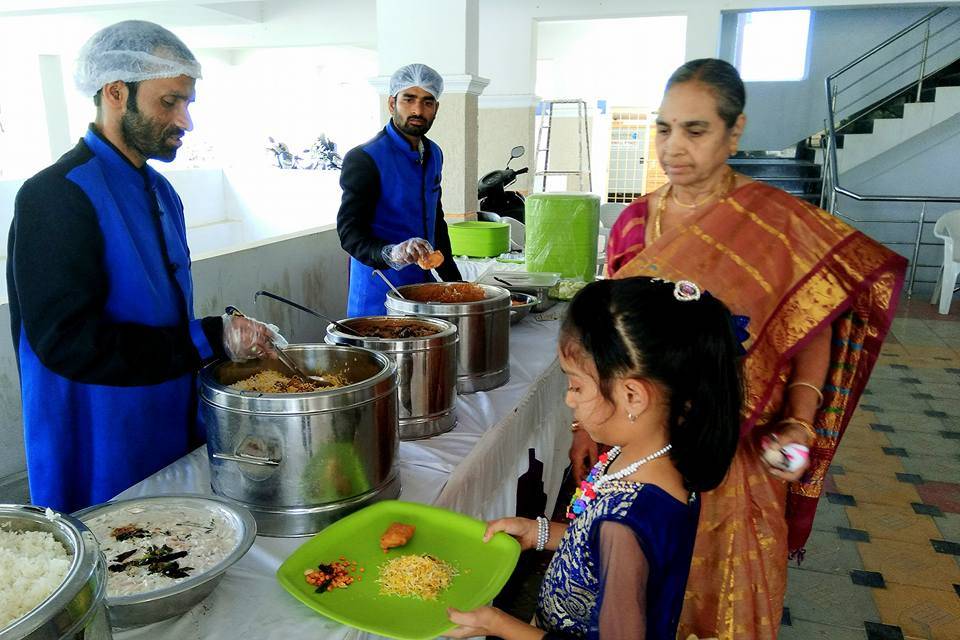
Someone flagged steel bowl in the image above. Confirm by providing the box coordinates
[0,505,111,640]
[509,292,539,324]
[73,495,256,629]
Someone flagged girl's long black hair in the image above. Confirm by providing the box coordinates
[561,277,742,492]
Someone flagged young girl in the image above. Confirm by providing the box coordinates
[447,276,742,640]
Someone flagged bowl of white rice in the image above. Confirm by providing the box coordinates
[74,494,255,629]
[0,504,111,639]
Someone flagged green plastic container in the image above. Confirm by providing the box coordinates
[448,221,510,257]
[525,192,600,281]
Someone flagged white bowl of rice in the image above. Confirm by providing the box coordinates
[74,494,256,629]
[0,504,111,639]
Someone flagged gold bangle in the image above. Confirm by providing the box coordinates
[570,421,581,433]
[787,381,824,408]
[778,417,817,443]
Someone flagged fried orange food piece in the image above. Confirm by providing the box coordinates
[379,522,416,552]
[417,250,444,270]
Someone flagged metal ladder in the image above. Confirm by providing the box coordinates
[534,99,592,192]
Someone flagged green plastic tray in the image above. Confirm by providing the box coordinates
[448,221,510,257]
[276,500,521,640]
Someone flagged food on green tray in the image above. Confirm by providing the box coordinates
[548,279,588,301]
[305,557,363,593]
[379,522,415,552]
[0,528,71,631]
[377,553,457,600]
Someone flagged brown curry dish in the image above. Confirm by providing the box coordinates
[346,318,441,339]
[401,283,486,303]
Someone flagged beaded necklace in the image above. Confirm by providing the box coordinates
[566,444,673,519]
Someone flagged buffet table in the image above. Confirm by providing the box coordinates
[113,309,571,640]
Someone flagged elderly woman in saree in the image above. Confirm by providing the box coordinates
[568,58,906,640]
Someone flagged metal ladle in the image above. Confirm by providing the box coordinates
[224,305,324,384]
[253,290,361,336]
[372,269,405,299]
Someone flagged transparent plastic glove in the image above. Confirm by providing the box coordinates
[381,237,433,270]
[221,314,288,362]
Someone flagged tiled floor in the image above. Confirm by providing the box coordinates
[781,296,960,640]
[501,295,960,639]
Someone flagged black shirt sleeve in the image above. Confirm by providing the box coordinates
[9,173,220,386]
[432,192,463,281]
[336,147,389,268]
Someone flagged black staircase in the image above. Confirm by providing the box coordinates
[727,156,823,206]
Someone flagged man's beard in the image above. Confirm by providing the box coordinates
[121,106,182,162]
[392,111,433,137]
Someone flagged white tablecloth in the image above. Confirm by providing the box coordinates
[114,311,571,640]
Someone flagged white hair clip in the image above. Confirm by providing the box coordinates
[673,280,701,302]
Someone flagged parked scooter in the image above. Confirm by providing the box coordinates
[478,145,528,223]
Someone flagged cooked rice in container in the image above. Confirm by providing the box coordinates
[83,503,238,597]
[0,528,72,630]
[230,370,348,393]
[377,554,457,600]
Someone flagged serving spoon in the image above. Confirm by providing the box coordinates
[253,290,361,336]
[372,269,406,299]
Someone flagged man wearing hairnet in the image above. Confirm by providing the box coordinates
[6,20,281,512]
[337,63,462,316]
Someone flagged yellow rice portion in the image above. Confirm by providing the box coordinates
[230,370,348,393]
[377,554,457,600]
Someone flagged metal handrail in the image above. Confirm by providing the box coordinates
[823,7,960,298]
[827,7,946,82]
[835,27,960,123]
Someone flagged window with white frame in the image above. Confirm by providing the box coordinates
[736,10,812,82]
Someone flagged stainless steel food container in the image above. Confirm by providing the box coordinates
[73,495,256,629]
[385,283,511,393]
[478,271,561,312]
[0,505,112,640]
[324,317,458,440]
[198,344,400,537]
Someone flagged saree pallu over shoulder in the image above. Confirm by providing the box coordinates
[614,182,906,550]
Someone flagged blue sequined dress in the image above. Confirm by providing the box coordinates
[536,482,700,640]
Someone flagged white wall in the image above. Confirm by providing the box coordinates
[720,6,937,150]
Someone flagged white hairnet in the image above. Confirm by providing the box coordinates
[74,20,201,97]
[389,63,443,99]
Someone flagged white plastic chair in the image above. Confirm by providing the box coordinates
[600,202,627,229]
[930,210,960,314]
[501,216,525,250]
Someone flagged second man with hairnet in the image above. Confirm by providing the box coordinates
[337,63,462,316]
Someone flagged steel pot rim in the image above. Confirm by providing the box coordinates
[0,505,104,639]
[72,494,256,609]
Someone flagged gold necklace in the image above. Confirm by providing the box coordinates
[653,169,736,240]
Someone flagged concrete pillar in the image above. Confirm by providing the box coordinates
[684,11,722,60]
[374,0,488,214]
[38,54,71,162]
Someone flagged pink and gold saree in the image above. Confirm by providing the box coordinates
[607,182,906,639]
